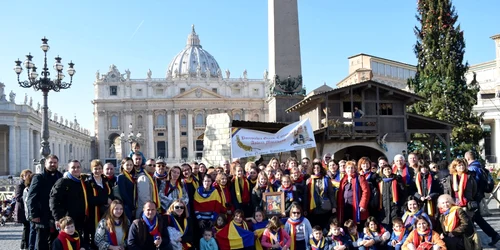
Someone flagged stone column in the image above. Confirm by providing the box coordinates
[98,111,107,160]
[148,111,155,158]
[20,127,30,171]
[9,125,17,175]
[125,110,132,153]
[495,119,500,163]
[188,111,194,159]
[174,109,181,160]
[167,110,174,160]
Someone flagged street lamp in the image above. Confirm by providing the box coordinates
[120,123,142,150]
[14,37,75,163]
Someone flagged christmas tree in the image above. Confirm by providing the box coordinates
[408,0,482,158]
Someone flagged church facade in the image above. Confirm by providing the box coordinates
[93,26,269,163]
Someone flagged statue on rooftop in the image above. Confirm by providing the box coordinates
[9,91,16,103]
[225,69,230,79]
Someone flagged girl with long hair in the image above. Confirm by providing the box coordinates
[402,216,446,250]
[231,165,252,217]
[116,157,136,221]
[94,200,129,250]
[213,173,233,217]
[252,172,275,212]
[162,166,189,210]
[166,199,193,250]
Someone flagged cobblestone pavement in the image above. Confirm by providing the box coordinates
[1,204,500,250]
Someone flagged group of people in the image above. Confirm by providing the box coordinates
[11,142,500,250]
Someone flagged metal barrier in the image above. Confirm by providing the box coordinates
[0,191,15,201]
[486,182,500,208]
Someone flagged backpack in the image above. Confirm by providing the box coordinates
[479,168,495,194]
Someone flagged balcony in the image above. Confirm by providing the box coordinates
[326,117,378,139]
[154,125,166,131]
[108,127,121,132]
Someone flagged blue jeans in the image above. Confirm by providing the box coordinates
[29,222,37,250]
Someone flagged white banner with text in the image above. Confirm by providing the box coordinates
[231,119,317,159]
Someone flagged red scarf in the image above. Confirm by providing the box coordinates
[393,228,406,242]
[294,175,304,184]
[332,235,344,246]
[234,177,250,203]
[392,164,411,186]
[164,180,183,198]
[416,173,435,216]
[440,206,460,232]
[452,173,468,207]
[57,231,80,250]
[287,216,304,250]
[412,229,432,249]
[214,183,232,211]
[378,177,399,210]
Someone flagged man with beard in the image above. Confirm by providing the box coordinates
[50,160,88,245]
[27,155,63,250]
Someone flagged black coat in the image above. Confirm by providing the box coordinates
[27,168,63,227]
[127,215,172,250]
[14,180,27,223]
[49,175,88,230]
[85,174,112,231]
[378,175,404,224]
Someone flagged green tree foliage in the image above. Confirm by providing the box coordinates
[408,0,482,157]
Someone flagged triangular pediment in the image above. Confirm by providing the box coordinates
[173,87,225,99]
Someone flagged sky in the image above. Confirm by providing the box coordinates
[0,0,498,135]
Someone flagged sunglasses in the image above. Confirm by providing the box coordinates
[147,164,154,166]
[174,206,185,210]
[291,211,301,215]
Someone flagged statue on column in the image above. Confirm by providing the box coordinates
[29,97,33,107]
[36,102,40,112]
[166,69,172,80]
[0,83,6,102]
[125,69,131,80]
[206,67,211,78]
[196,65,202,78]
[48,109,52,119]
[217,68,222,79]
[243,69,247,79]
[263,69,269,80]
[60,116,64,124]
[24,93,28,104]
[96,70,100,80]
[54,113,58,122]
[9,91,16,103]
[225,69,230,79]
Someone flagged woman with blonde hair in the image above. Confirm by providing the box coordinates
[165,199,193,250]
[446,159,476,209]
[213,173,233,216]
[252,172,274,212]
[94,200,129,250]
[15,169,32,250]
[437,194,474,250]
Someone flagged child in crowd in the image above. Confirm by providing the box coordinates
[362,217,390,250]
[128,142,145,165]
[200,228,218,250]
[278,175,298,218]
[327,219,348,249]
[261,216,291,250]
[309,225,330,250]
[387,217,407,250]
[52,216,84,250]
[344,219,365,249]
[213,214,227,235]
[250,210,268,250]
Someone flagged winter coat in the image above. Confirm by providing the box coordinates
[14,180,27,223]
[378,175,404,224]
[49,175,88,230]
[27,167,63,227]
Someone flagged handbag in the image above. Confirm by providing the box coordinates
[112,185,122,201]
[467,201,478,212]
[320,198,332,211]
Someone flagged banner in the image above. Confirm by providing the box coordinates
[231,119,316,158]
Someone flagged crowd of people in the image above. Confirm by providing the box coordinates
[11,142,500,250]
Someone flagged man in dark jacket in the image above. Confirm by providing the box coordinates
[464,151,500,246]
[50,160,88,243]
[27,155,63,250]
[127,201,172,250]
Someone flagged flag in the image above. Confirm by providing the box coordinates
[216,221,255,249]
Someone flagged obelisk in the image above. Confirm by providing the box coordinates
[267,0,305,123]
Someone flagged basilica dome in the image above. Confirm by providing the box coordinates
[167,25,222,79]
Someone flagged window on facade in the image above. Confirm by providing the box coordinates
[196,140,204,151]
[195,114,204,125]
[212,88,218,93]
[110,86,118,96]
[481,93,495,99]
[157,133,164,136]
[181,115,187,126]
[136,89,143,96]
[157,114,165,126]
[157,141,166,158]
[234,114,241,120]
[155,88,164,95]
[180,88,186,93]
[111,115,119,129]
[232,88,241,95]
[137,115,143,129]
[181,132,187,136]
[252,114,259,121]
[379,103,393,115]
[181,147,188,159]
[253,88,259,96]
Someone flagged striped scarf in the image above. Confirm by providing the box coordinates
[68,173,88,217]
[287,216,304,250]
[378,177,399,210]
[57,231,80,250]
[416,173,434,216]
[452,173,468,207]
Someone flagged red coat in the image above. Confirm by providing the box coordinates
[336,174,370,224]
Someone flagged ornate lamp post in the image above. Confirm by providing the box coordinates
[120,123,142,151]
[14,37,75,163]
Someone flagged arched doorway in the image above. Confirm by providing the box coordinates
[333,146,386,162]
[108,133,121,159]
